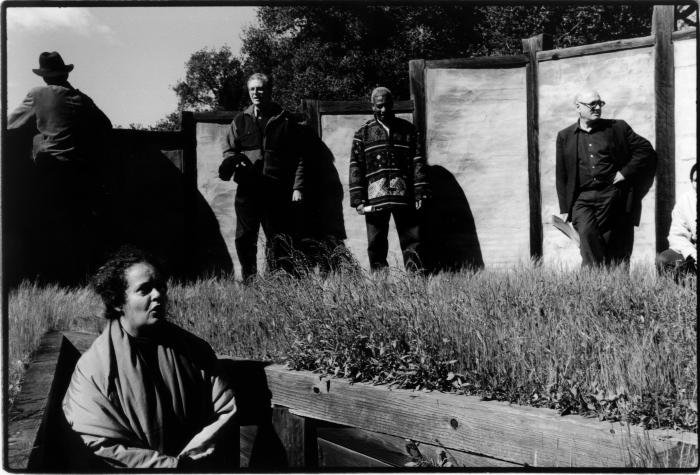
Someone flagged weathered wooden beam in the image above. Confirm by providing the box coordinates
[6,331,98,470]
[537,36,655,62]
[318,437,393,467]
[671,28,697,41]
[522,34,548,263]
[316,99,414,115]
[317,426,521,468]
[263,365,696,468]
[301,99,321,137]
[271,405,318,468]
[191,110,237,123]
[425,55,529,69]
[408,59,427,162]
[653,5,676,252]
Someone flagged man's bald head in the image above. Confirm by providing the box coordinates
[574,88,604,124]
[574,88,601,105]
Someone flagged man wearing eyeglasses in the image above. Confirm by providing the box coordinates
[555,88,657,267]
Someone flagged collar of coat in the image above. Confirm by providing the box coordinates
[243,102,286,123]
[563,118,616,135]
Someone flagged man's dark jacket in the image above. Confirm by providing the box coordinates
[222,103,304,191]
[555,119,657,226]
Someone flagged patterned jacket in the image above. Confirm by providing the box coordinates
[349,117,429,209]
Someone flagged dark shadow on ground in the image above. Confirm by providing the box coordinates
[420,164,484,272]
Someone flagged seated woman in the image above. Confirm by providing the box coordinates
[62,247,237,469]
[656,163,697,280]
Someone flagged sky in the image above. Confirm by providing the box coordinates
[6,6,259,127]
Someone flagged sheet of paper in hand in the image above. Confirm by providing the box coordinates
[552,215,580,248]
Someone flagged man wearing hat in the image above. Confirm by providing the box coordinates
[8,51,113,283]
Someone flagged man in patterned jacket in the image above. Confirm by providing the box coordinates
[349,87,430,271]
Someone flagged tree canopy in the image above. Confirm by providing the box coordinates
[150,4,655,130]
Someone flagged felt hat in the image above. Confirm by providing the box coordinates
[32,51,74,77]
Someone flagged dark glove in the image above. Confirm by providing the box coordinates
[218,156,237,181]
[232,154,254,184]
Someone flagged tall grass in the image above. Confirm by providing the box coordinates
[7,265,697,432]
[7,282,102,403]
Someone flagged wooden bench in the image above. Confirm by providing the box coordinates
[7,331,698,469]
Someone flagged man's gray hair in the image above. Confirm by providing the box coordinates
[247,72,272,88]
[371,87,393,103]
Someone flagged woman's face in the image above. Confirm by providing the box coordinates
[118,262,167,337]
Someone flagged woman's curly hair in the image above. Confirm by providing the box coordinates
[92,246,167,320]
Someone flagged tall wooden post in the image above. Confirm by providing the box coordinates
[302,99,322,138]
[271,406,318,467]
[652,5,675,252]
[180,111,198,276]
[522,34,552,263]
[408,60,427,158]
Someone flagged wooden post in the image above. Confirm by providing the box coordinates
[652,5,675,252]
[180,111,198,276]
[522,34,551,263]
[303,99,322,138]
[271,406,318,467]
[408,60,427,159]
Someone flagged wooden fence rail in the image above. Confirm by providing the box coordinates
[6,331,697,470]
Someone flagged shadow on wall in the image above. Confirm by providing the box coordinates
[292,126,352,272]
[4,127,232,286]
[421,165,484,272]
[107,132,233,280]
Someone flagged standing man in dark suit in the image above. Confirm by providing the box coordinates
[555,88,657,267]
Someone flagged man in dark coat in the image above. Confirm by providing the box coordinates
[555,88,657,267]
[218,73,305,280]
[8,51,113,283]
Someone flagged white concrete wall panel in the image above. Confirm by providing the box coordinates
[425,67,530,268]
[674,38,697,199]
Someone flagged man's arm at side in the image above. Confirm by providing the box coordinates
[412,128,430,206]
[349,129,367,208]
[220,119,244,181]
[291,122,307,196]
[555,131,569,216]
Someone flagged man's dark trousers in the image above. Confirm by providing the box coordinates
[365,207,421,271]
[235,177,295,280]
[571,183,634,267]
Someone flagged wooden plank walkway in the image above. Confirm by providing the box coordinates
[6,331,97,470]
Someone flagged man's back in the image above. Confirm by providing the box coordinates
[9,84,111,162]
